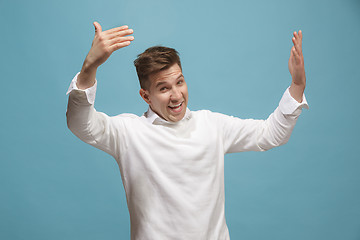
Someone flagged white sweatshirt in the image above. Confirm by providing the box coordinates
[66,73,308,240]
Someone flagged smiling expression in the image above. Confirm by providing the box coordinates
[140,64,189,122]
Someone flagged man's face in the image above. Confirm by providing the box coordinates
[140,64,189,122]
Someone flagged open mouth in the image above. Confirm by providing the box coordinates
[168,102,183,112]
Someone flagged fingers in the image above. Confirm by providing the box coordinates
[104,25,129,34]
[292,36,300,55]
[93,22,133,39]
[110,41,132,52]
[107,28,134,40]
[291,46,301,64]
[299,30,303,41]
[109,35,134,46]
[93,22,102,34]
[92,22,134,53]
[292,30,303,56]
[97,25,134,42]
[293,30,302,47]
[106,28,134,48]
[106,28,134,51]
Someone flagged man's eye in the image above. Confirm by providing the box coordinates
[177,80,183,85]
[160,87,167,91]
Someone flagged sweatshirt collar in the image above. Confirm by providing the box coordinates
[144,107,192,125]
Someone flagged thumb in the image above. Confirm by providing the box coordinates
[93,21,102,34]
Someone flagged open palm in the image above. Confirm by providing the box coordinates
[288,30,306,86]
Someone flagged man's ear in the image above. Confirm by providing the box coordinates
[139,88,151,105]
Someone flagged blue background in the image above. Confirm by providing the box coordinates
[1,0,360,239]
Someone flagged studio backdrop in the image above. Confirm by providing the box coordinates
[1,0,360,239]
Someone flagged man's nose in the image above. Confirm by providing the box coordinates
[170,88,182,101]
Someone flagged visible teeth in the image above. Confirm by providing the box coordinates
[169,102,182,108]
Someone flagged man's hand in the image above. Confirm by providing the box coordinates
[288,30,306,103]
[77,22,134,90]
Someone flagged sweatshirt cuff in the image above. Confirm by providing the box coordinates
[66,72,97,105]
[279,87,309,115]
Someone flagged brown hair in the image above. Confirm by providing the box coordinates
[134,46,182,90]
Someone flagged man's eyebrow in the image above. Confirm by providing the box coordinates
[155,81,166,88]
[155,74,184,88]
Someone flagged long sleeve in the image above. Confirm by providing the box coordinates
[66,73,124,159]
[215,87,309,153]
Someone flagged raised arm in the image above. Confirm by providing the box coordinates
[221,30,308,153]
[288,30,306,103]
[77,22,134,89]
[66,22,134,158]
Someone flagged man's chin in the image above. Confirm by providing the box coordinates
[167,111,186,122]
[167,104,186,122]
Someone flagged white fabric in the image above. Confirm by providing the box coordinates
[66,72,97,105]
[66,73,308,240]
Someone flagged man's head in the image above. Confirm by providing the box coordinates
[134,46,188,122]
[134,46,182,90]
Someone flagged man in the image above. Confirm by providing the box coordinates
[66,21,308,240]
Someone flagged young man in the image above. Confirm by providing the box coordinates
[66,22,308,240]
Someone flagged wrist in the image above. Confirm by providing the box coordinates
[291,72,306,86]
[291,80,306,89]
[289,82,305,103]
[77,61,98,90]
[81,58,99,73]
